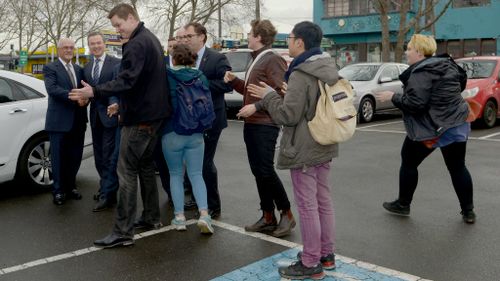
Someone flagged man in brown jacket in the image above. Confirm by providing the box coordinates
[224,19,295,237]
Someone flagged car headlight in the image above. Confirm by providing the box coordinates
[461,87,479,99]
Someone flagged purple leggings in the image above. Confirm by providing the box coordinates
[290,162,336,267]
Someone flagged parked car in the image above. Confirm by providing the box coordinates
[0,70,92,189]
[338,62,408,123]
[456,56,500,128]
[222,48,293,113]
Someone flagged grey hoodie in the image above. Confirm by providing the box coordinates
[258,53,339,170]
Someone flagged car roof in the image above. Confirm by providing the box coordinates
[345,62,408,67]
[456,56,500,61]
[0,70,47,96]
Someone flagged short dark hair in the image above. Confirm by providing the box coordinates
[172,44,197,66]
[250,19,277,46]
[291,21,323,50]
[184,22,207,43]
[108,3,140,21]
[87,31,105,42]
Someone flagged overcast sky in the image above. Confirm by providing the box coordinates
[260,0,313,33]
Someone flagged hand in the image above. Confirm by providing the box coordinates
[281,81,288,94]
[77,98,89,107]
[224,71,236,83]
[236,104,257,119]
[247,82,272,99]
[107,103,119,117]
[69,80,94,101]
[378,90,395,102]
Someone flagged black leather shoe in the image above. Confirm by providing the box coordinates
[53,193,65,205]
[93,198,114,212]
[133,220,163,230]
[383,199,410,216]
[93,193,101,201]
[208,208,221,219]
[94,233,134,249]
[184,199,198,210]
[67,189,82,200]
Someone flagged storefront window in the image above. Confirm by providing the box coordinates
[367,43,381,62]
[481,39,496,56]
[333,44,359,68]
[464,39,479,57]
[447,41,462,58]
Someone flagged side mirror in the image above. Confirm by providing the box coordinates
[379,76,392,83]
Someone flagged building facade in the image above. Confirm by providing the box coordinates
[313,0,500,67]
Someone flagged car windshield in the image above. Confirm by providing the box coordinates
[224,52,252,72]
[457,60,497,79]
[339,65,380,81]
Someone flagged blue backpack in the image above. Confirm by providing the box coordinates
[172,75,215,135]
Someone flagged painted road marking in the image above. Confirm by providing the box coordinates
[2,220,430,280]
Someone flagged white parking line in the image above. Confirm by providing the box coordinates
[0,219,428,280]
[357,120,404,129]
[477,131,500,139]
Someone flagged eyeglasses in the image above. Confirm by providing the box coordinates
[175,34,199,40]
[286,36,296,43]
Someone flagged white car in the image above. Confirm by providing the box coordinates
[0,70,92,189]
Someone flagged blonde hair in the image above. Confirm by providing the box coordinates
[408,34,437,57]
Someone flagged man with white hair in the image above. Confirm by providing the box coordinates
[43,38,87,206]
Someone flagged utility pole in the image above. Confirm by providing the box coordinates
[256,0,260,20]
[218,0,222,39]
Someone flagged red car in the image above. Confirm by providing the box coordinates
[456,56,500,128]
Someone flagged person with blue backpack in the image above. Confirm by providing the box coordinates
[161,44,215,234]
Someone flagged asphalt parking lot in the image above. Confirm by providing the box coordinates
[1,114,499,281]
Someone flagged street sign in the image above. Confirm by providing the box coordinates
[19,50,28,66]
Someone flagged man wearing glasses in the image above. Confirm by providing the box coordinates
[182,22,232,218]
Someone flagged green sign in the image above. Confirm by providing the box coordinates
[19,50,28,66]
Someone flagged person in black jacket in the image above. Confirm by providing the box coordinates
[182,22,232,218]
[379,34,475,224]
[69,3,171,248]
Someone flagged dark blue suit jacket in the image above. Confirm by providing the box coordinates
[198,48,232,131]
[84,55,121,128]
[43,59,87,132]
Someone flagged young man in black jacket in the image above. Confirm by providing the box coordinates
[69,3,171,248]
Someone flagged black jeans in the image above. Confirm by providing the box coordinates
[202,128,222,210]
[112,120,163,238]
[244,123,291,212]
[398,136,474,211]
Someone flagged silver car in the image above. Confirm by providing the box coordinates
[339,62,409,123]
[222,49,252,112]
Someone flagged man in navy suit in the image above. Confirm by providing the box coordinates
[84,32,121,212]
[183,22,232,218]
[43,38,88,205]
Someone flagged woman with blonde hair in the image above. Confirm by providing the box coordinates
[379,34,475,224]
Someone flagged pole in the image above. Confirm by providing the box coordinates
[218,0,222,39]
[256,0,260,20]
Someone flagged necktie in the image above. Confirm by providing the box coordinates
[66,63,76,89]
[93,58,101,85]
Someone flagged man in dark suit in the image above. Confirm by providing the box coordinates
[84,32,121,212]
[43,38,87,205]
[184,22,232,218]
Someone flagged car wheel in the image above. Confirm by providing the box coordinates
[358,97,374,123]
[16,134,53,189]
[480,100,497,128]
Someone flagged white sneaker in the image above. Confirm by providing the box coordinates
[171,217,187,231]
[197,215,214,234]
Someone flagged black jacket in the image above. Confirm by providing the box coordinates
[93,22,171,126]
[198,47,232,131]
[392,54,468,141]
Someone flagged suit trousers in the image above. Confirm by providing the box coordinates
[112,120,162,238]
[91,117,119,200]
[49,123,86,196]
[202,128,222,211]
[243,123,290,212]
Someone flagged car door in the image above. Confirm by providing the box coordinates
[0,77,34,174]
[373,65,402,110]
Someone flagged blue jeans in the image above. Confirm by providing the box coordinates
[162,132,208,214]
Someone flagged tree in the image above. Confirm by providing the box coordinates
[373,0,453,62]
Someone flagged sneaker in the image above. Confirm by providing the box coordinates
[278,260,325,280]
[297,251,336,270]
[461,209,476,224]
[383,199,410,216]
[244,213,277,233]
[197,215,214,234]
[133,220,163,230]
[171,217,187,231]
